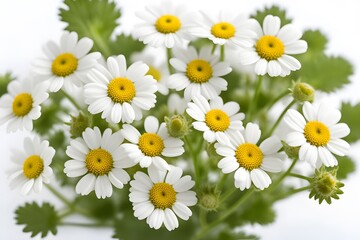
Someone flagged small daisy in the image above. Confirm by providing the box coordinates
[186,95,244,143]
[0,79,48,132]
[284,101,350,168]
[131,51,169,95]
[190,11,256,47]
[133,2,191,48]
[64,127,135,199]
[8,136,55,195]
[239,15,308,77]
[168,46,231,101]
[84,55,157,124]
[32,31,101,92]
[129,165,197,231]
[215,123,283,190]
[121,116,184,171]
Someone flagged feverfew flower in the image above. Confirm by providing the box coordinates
[215,123,283,190]
[186,95,244,143]
[8,136,55,195]
[64,127,135,199]
[168,46,231,101]
[121,116,184,171]
[0,79,48,132]
[239,15,308,77]
[129,165,197,231]
[133,2,191,48]
[284,101,350,168]
[33,31,101,92]
[84,55,157,124]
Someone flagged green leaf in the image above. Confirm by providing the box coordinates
[216,229,259,240]
[341,102,360,143]
[251,5,292,26]
[75,193,116,220]
[336,156,356,180]
[302,30,328,53]
[0,72,13,97]
[15,202,58,238]
[109,34,145,60]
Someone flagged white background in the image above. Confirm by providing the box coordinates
[0,0,359,239]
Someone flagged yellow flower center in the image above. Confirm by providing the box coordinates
[85,149,113,176]
[205,109,230,132]
[12,93,33,117]
[107,77,136,103]
[150,182,177,209]
[256,35,285,61]
[186,59,213,83]
[138,133,164,157]
[52,53,78,77]
[304,121,330,147]
[235,143,263,170]
[211,22,236,39]
[147,66,162,82]
[155,15,181,34]
[23,155,44,179]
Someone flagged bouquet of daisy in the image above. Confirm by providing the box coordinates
[1,0,357,239]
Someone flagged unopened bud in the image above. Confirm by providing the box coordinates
[292,82,315,102]
[70,112,92,138]
[198,185,221,212]
[282,141,300,159]
[165,115,190,138]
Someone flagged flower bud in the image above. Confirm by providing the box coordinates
[282,141,300,159]
[70,112,92,138]
[165,115,190,138]
[198,185,221,212]
[292,82,315,102]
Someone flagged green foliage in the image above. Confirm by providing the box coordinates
[109,34,145,60]
[15,202,58,238]
[335,156,356,180]
[0,72,13,97]
[216,229,259,240]
[251,5,292,26]
[238,195,276,225]
[341,102,360,143]
[302,30,328,53]
[75,193,116,220]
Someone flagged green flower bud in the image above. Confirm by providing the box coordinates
[282,141,300,159]
[70,112,92,138]
[292,82,315,102]
[165,115,190,138]
[309,166,344,204]
[198,185,221,212]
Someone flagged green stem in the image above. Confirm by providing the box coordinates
[89,26,112,57]
[246,75,263,121]
[166,48,174,74]
[266,99,296,137]
[288,173,312,181]
[220,45,225,61]
[193,188,255,240]
[265,89,289,110]
[211,44,217,54]
[199,209,207,227]
[220,187,236,202]
[273,186,311,201]
[270,158,298,191]
[60,89,82,111]
[217,173,228,191]
[45,184,73,208]
[184,136,200,188]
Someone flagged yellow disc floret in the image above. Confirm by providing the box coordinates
[12,93,33,117]
[52,53,78,77]
[147,66,162,82]
[107,77,136,103]
[138,133,164,157]
[211,22,236,39]
[186,60,213,83]
[150,182,177,209]
[256,35,285,61]
[85,149,113,176]
[155,15,181,34]
[205,109,230,132]
[23,155,44,179]
[304,121,330,147]
[235,143,263,170]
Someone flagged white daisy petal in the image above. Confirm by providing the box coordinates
[234,168,251,190]
[327,139,350,156]
[250,168,271,190]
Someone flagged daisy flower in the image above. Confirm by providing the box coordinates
[238,15,308,77]
[131,50,169,95]
[168,46,231,101]
[284,101,350,168]
[84,55,157,124]
[0,79,48,132]
[189,11,256,47]
[8,136,55,195]
[121,116,184,171]
[129,165,197,231]
[133,2,191,48]
[32,31,101,92]
[64,127,135,199]
[186,95,244,143]
[215,123,283,190]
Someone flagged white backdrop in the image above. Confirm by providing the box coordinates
[0,0,359,239]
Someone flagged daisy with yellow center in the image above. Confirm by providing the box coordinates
[189,11,256,47]
[64,127,136,199]
[84,55,158,124]
[168,46,232,101]
[186,95,244,143]
[121,116,184,171]
[0,79,48,132]
[215,123,283,190]
[239,15,308,77]
[129,165,197,231]
[8,136,55,195]
[32,31,101,92]
[284,101,350,168]
[133,2,191,48]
